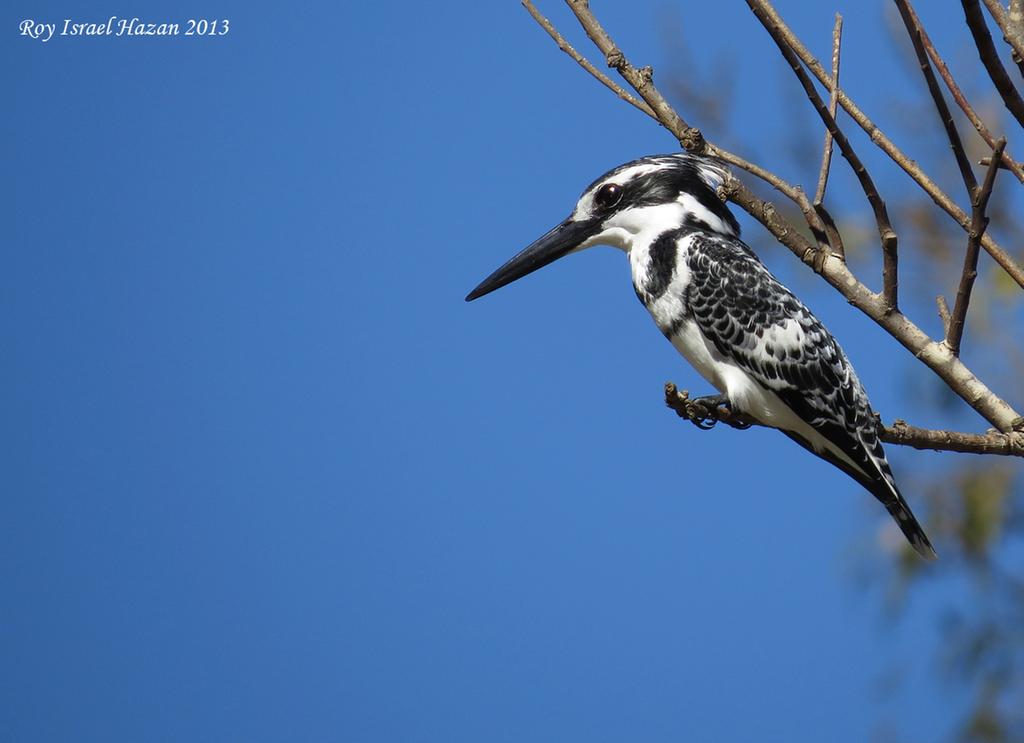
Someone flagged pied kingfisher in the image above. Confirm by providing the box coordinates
[466,153,936,560]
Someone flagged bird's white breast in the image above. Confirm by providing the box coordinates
[631,232,731,391]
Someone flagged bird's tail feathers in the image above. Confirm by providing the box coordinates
[857,436,937,561]
[780,429,937,560]
[882,493,937,561]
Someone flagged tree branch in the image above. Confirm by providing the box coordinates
[746,0,900,310]
[962,0,1024,128]
[812,14,846,262]
[747,0,1024,291]
[947,138,1006,356]
[814,14,843,207]
[980,0,1024,79]
[563,0,706,151]
[910,2,1024,183]
[521,0,657,120]
[936,295,952,336]
[665,384,1024,457]
[896,0,978,195]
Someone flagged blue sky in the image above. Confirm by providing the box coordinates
[4,2,1009,741]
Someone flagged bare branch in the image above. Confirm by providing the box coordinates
[665,384,1024,457]
[811,15,846,261]
[980,155,1017,169]
[980,0,1024,77]
[962,0,1024,128]
[746,0,900,310]
[532,0,1022,433]
[563,0,705,151]
[747,0,1024,290]
[881,419,1024,455]
[896,0,978,194]
[814,14,843,207]
[912,5,1024,183]
[1013,0,1024,45]
[714,148,838,255]
[947,138,1006,356]
[521,0,657,119]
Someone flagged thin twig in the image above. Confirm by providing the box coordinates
[746,0,900,310]
[814,14,843,206]
[711,147,837,256]
[535,0,1022,433]
[936,295,952,335]
[664,384,1024,457]
[564,0,705,152]
[812,14,846,261]
[911,5,1024,183]
[521,0,657,119]
[947,138,1006,356]
[980,155,1016,169]
[896,0,978,195]
[747,0,1024,291]
[962,0,1024,128]
[980,0,1024,78]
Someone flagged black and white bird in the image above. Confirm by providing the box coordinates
[466,153,936,560]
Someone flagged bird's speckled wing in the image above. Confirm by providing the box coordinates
[684,233,872,453]
[683,233,935,558]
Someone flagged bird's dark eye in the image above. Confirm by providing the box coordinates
[594,183,623,209]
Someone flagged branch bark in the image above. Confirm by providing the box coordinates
[896,0,978,195]
[813,14,843,207]
[964,0,1024,126]
[813,14,845,261]
[981,0,1024,76]
[946,139,1006,356]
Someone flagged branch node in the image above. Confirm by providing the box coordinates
[605,48,625,70]
[680,126,706,152]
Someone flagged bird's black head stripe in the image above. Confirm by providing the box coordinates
[584,155,740,236]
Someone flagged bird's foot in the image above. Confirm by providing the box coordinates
[688,394,731,429]
[664,384,754,431]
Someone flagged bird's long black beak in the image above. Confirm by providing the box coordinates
[465,217,599,301]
